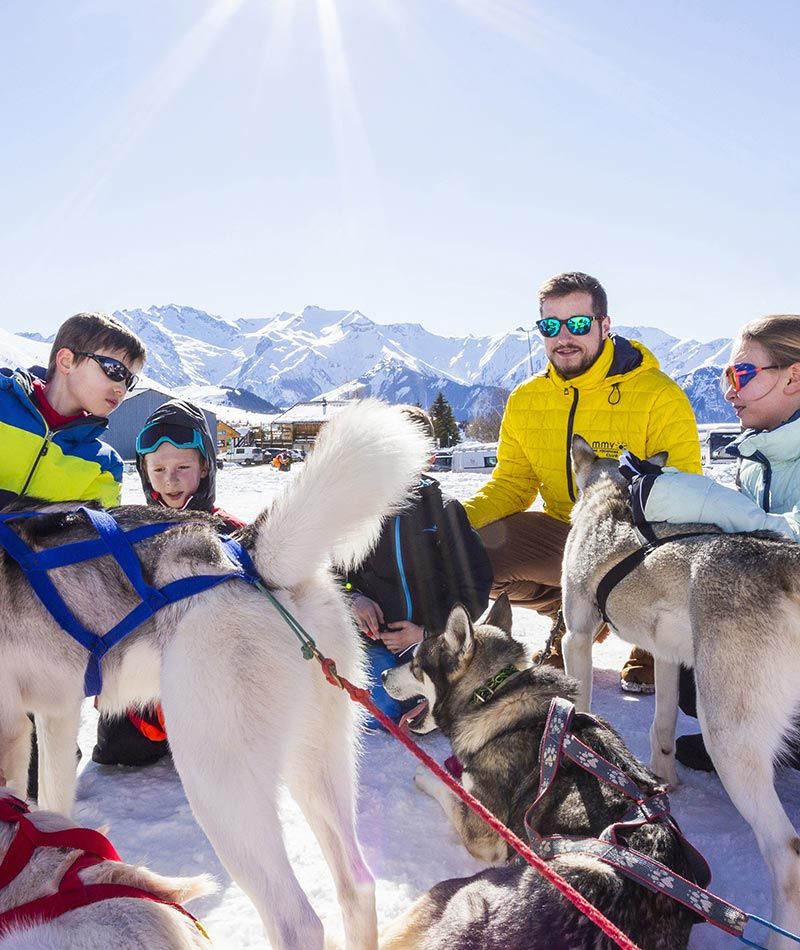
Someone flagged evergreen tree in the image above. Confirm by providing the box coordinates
[430,391,461,447]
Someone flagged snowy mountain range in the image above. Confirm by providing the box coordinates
[10,304,737,423]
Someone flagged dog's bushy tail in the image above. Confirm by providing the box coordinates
[248,400,431,588]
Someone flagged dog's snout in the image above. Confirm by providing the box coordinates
[380,669,390,684]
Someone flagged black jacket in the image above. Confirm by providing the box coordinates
[346,475,493,634]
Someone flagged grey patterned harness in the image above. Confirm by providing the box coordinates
[525,697,748,938]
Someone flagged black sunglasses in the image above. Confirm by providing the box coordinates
[73,351,139,391]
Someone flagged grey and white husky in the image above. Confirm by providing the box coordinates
[0,400,431,950]
[562,434,800,949]
[381,596,697,950]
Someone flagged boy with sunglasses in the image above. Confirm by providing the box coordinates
[92,398,245,768]
[0,311,145,511]
[463,272,702,690]
[1,312,146,799]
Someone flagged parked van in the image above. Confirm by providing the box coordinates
[431,444,497,474]
[698,423,741,464]
[451,444,498,473]
[224,445,265,466]
[431,449,453,472]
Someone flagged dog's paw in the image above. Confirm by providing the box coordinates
[650,750,680,789]
[413,765,439,798]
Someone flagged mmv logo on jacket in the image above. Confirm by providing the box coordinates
[592,440,626,459]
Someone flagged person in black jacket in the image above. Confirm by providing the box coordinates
[345,407,493,728]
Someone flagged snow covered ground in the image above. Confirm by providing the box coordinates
[59,462,789,948]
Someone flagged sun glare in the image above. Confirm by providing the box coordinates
[314,0,387,236]
[24,0,246,279]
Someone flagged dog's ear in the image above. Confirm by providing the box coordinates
[571,434,596,473]
[571,434,600,493]
[443,604,475,663]
[648,451,668,467]
[484,593,513,635]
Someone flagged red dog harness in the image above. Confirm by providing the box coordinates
[0,795,208,938]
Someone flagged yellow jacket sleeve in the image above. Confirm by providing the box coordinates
[463,390,541,529]
[643,385,703,475]
[89,471,123,508]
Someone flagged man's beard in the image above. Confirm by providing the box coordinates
[551,344,603,379]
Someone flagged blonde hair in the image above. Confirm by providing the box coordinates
[738,315,800,367]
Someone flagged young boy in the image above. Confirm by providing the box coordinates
[0,311,146,509]
[133,398,243,527]
[92,399,244,767]
[0,312,146,799]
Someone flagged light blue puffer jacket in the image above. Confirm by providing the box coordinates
[642,413,800,541]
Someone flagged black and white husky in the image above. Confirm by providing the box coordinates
[381,597,698,949]
[0,400,431,950]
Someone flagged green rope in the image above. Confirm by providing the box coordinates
[254,580,322,661]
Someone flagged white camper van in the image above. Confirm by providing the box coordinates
[431,444,498,474]
[223,445,265,466]
[451,444,498,473]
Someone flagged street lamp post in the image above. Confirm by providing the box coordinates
[516,326,534,376]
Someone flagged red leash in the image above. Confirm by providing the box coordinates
[319,658,640,950]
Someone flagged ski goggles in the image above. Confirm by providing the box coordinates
[136,422,208,458]
[721,362,779,393]
[535,315,600,338]
[73,351,139,391]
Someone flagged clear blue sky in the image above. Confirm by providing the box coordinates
[1,0,798,341]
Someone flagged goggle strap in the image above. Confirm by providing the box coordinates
[136,429,207,458]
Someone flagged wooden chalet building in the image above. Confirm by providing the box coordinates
[269,399,358,450]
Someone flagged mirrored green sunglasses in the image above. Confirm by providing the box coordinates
[535,315,600,338]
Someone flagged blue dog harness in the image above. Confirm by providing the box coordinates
[0,507,259,696]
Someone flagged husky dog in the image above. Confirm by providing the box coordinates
[381,596,697,949]
[562,434,800,948]
[0,784,214,949]
[0,400,432,950]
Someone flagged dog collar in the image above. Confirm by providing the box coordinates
[471,665,523,705]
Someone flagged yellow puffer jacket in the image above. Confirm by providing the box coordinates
[464,336,702,528]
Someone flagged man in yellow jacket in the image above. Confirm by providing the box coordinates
[463,272,702,690]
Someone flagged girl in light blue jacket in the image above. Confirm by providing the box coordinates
[643,314,800,537]
[636,314,800,769]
